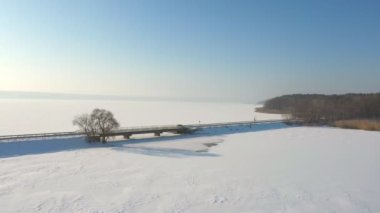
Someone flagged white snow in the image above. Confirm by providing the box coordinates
[0,100,379,212]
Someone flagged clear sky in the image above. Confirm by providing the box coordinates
[1,0,379,102]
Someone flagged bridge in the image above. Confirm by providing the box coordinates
[0,119,287,142]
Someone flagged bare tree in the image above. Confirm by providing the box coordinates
[73,113,93,141]
[91,108,119,143]
[73,109,119,143]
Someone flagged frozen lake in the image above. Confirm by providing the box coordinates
[0,99,282,135]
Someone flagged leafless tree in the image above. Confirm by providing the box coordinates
[73,109,119,143]
[90,108,119,143]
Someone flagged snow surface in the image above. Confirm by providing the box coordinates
[0,100,379,212]
[1,124,380,212]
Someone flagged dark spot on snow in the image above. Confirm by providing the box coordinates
[203,142,218,148]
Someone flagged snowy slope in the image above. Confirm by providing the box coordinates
[1,123,379,212]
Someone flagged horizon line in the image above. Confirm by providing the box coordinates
[0,90,248,104]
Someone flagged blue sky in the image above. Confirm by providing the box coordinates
[1,0,379,102]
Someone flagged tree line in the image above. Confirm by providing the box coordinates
[257,93,380,124]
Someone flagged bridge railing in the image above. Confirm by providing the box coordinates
[115,124,182,132]
[186,119,286,128]
[0,131,83,141]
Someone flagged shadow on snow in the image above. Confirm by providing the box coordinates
[0,122,293,159]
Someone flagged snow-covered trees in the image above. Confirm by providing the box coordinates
[73,108,119,143]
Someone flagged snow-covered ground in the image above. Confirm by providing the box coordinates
[0,100,379,212]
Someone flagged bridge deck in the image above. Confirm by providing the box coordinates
[0,119,286,141]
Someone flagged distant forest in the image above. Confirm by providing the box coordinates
[257,93,380,124]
